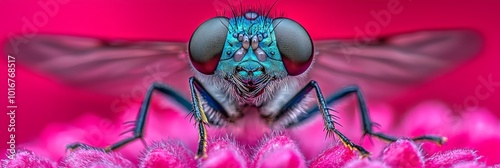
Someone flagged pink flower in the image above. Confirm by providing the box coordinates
[59,148,134,168]
[1,150,57,168]
[140,140,196,168]
[3,138,497,167]
[309,141,359,167]
[4,101,500,167]
[397,101,500,165]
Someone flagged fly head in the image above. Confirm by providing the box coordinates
[188,11,314,100]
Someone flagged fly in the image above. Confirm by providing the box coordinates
[6,4,481,159]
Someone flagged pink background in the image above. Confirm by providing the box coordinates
[0,0,499,158]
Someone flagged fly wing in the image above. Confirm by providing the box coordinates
[4,34,193,96]
[310,30,482,100]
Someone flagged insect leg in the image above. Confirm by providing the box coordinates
[289,85,446,145]
[189,77,231,159]
[67,82,192,152]
[272,81,370,156]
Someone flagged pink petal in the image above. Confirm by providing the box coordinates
[398,101,452,139]
[59,148,134,168]
[456,109,500,165]
[116,104,199,163]
[1,149,57,168]
[451,161,487,168]
[309,141,359,168]
[23,113,125,161]
[253,133,306,168]
[425,149,479,168]
[139,140,196,168]
[201,137,248,168]
[380,139,424,168]
[343,159,389,168]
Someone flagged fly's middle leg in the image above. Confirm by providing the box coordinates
[67,82,193,152]
[312,85,446,144]
[271,80,370,156]
[280,84,446,156]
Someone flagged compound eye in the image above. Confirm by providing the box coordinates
[273,18,313,76]
[189,17,229,74]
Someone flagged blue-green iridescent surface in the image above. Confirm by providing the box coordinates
[215,12,288,98]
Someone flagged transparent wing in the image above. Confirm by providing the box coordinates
[4,34,193,96]
[310,30,482,100]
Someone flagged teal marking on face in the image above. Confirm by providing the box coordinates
[216,12,288,84]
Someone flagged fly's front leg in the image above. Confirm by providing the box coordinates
[189,77,230,159]
[272,81,370,156]
[67,82,192,152]
[286,85,446,147]
[67,79,229,159]
[325,85,446,144]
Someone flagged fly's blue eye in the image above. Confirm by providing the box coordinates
[189,17,229,74]
[273,18,313,76]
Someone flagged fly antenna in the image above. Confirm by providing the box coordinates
[265,0,279,19]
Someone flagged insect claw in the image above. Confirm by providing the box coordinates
[65,145,76,153]
[339,139,350,149]
[434,136,448,146]
[194,153,208,160]
[343,141,371,157]
[104,146,112,152]
[359,152,371,159]
[66,142,84,152]
[66,142,106,153]
[441,137,448,144]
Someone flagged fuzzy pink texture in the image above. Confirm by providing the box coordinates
[3,138,497,168]
[381,139,425,168]
[1,150,57,168]
[311,139,487,168]
[59,148,134,168]
[309,142,359,167]
[343,159,389,168]
[252,134,306,168]
[4,101,500,167]
[201,137,248,168]
[397,102,500,165]
[140,140,196,168]
[425,149,479,167]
